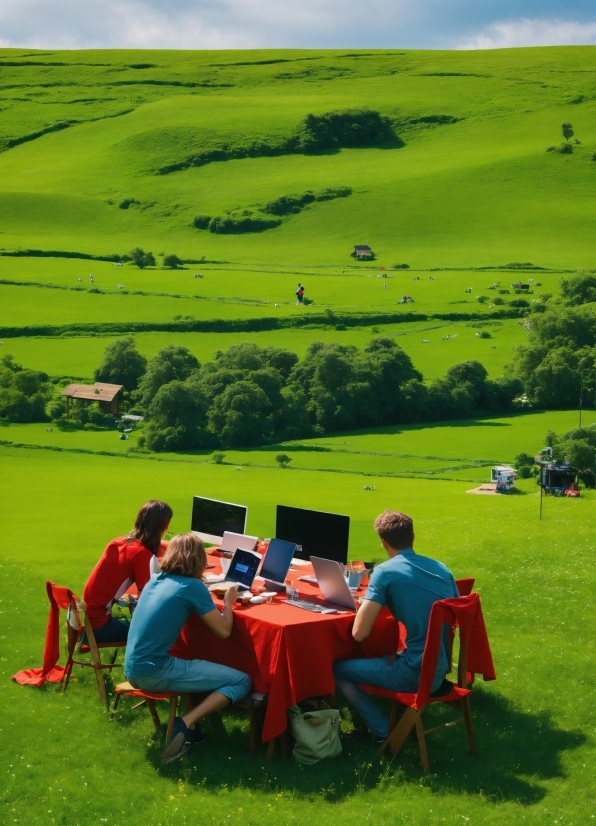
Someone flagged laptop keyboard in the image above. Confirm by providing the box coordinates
[286,599,323,613]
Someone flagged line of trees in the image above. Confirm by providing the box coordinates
[84,338,522,452]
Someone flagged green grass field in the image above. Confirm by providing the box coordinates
[2,441,595,826]
[2,45,596,826]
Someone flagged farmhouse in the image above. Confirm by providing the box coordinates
[352,244,374,259]
[61,381,123,419]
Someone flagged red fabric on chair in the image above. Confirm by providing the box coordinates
[455,577,475,596]
[12,581,80,687]
[360,592,495,711]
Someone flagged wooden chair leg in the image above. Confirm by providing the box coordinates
[461,696,477,755]
[388,700,398,732]
[146,699,162,732]
[248,708,258,758]
[166,697,178,741]
[380,707,419,757]
[112,693,121,712]
[61,662,73,694]
[110,648,119,666]
[279,729,289,758]
[415,716,430,773]
[84,618,108,705]
[265,738,276,762]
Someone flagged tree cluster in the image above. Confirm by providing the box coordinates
[544,427,596,483]
[509,271,596,408]
[0,355,52,422]
[86,338,524,453]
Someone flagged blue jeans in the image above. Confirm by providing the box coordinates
[86,616,129,644]
[128,656,251,705]
[334,655,441,739]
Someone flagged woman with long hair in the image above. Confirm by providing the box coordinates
[125,533,251,764]
[82,500,173,643]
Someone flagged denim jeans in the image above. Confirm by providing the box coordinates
[86,616,130,645]
[334,655,442,739]
[128,656,251,705]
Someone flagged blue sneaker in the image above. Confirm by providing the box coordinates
[160,718,193,765]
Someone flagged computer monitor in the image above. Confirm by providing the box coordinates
[191,495,248,544]
[259,538,297,589]
[275,505,350,564]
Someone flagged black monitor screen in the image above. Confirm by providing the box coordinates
[191,496,247,541]
[260,538,296,584]
[276,505,350,564]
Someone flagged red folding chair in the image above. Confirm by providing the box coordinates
[359,593,490,772]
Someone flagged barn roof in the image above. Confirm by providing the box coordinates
[354,244,372,251]
[61,382,123,402]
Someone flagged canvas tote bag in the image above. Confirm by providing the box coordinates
[287,704,343,764]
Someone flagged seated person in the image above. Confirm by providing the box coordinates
[82,500,173,644]
[333,510,459,743]
[124,533,252,765]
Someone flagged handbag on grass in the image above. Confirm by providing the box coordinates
[287,704,343,764]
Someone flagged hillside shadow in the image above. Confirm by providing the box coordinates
[140,688,585,805]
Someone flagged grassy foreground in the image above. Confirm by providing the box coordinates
[1,421,595,825]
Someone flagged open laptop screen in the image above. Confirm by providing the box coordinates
[191,496,247,544]
[260,538,296,585]
[227,549,260,589]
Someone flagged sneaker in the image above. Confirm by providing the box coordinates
[189,724,207,745]
[160,718,193,765]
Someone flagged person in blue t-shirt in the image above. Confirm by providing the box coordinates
[124,533,251,764]
[333,510,458,743]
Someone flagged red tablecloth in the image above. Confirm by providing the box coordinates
[171,559,400,742]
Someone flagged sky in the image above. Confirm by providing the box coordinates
[0,0,595,51]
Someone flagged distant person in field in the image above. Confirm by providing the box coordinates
[124,533,251,764]
[82,500,173,643]
[296,283,305,305]
[333,510,459,743]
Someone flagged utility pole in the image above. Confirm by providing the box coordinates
[579,369,583,428]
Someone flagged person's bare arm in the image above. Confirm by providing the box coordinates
[200,585,239,639]
[352,599,383,642]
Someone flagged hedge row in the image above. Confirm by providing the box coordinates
[0,308,522,339]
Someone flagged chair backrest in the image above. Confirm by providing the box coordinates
[455,577,475,596]
[44,581,82,674]
[414,593,480,709]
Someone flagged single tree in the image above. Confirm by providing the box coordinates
[163,254,183,269]
[562,123,574,143]
[211,451,226,464]
[129,247,156,269]
[94,336,147,391]
[276,453,292,468]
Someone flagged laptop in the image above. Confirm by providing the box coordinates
[310,556,357,611]
[258,538,297,591]
[219,531,259,555]
[207,548,261,591]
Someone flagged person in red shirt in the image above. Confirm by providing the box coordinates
[83,500,173,643]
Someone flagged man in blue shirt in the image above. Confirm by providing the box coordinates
[333,510,458,742]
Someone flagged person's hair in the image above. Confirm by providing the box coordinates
[126,500,173,555]
[373,510,414,550]
[159,533,207,579]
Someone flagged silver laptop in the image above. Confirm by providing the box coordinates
[220,531,259,554]
[310,556,357,611]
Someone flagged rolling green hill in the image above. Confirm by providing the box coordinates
[0,46,595,268]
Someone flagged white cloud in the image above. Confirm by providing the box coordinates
[457,17,596,49]
[0,0,412,50]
